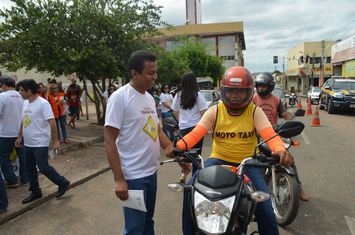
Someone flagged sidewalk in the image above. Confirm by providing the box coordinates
[0,109,109,225]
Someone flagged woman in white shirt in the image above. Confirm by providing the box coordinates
[171,72,208,174]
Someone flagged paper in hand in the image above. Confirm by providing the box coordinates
[120,190,147,212]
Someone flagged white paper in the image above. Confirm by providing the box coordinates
[121,190,147,212]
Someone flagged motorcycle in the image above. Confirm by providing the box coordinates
[288,93,298,107]
[259,110,305,226]
[161,121,305,234]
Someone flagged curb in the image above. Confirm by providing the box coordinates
[0,166,111,225]
[58,136,104,154]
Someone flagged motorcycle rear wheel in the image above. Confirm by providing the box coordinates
[268,173,300,226]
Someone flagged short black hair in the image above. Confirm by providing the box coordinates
[0,75,15,87]
[127,50,156,78]
[17,79,37,94]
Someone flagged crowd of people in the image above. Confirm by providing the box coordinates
[103,50,307,235]
[0,75,87,214]
[1,49,307,235]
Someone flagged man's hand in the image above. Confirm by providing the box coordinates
[15,137,22,148]
[179,162,192,175]
[115,179,129,201]
[276,150,294,166]
[165,144,174,158]
[52,140,60,150]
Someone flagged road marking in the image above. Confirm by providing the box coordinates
[301,132,311,145]
[345,216,355,235]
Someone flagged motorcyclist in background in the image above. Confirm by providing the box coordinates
[173,66,294,235]
[253,72,308,201]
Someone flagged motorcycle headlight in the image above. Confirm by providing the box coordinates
[334,92,344,98]
[194,191,235,234]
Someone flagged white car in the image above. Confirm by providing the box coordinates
[200,90,220,108]
[307,86,321,104]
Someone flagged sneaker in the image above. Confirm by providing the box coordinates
[55,180,70,198]
[0,208,7,214]
[21,181,29,186]
[6,181,19,188]
[22,192,43,204]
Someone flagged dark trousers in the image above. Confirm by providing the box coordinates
[0,137,28,184]
[0,170,8,210]
[55,116,68,141]
[24,146,66,193]
[123,172,157,235]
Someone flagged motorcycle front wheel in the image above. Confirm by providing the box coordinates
[268,173,300,226]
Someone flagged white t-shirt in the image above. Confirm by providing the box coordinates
[159,93,173,113]
[105,84,160,180]
[0,90,24,137]
[22,97,54,147]
[171,91,208,129]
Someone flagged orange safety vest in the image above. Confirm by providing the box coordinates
[47,92,65,118]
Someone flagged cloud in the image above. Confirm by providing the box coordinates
[155,0,355,72]
[1,0,354,73]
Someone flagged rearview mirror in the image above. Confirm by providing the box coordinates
[276,121,304,138]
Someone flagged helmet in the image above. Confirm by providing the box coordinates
[220,66,254,110]
[254,73,275,96]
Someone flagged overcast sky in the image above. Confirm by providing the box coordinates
[1,0,354,73]
[154,0,355,72]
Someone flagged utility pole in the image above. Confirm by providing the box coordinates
[320,40,325,86]
[311,53,315,86]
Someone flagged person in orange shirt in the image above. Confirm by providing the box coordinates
[47,79,68,144]
[253,73,308,201]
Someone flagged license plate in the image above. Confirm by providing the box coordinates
[350,104,355,108]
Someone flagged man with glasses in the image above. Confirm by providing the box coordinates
[0,75,28,192]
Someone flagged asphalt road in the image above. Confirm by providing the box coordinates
[1,107,354,235]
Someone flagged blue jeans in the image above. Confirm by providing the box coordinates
[24,146,67,193]
[0,170,8,210]
[182,158,279,235]
[0,137,28,184]
[180,126,204,175]
[123,172,157,235]
[55,116,68,141]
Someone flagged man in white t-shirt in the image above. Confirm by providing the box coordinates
[105,50,173,235]
[0,75,28,192]
[15,79,70,204]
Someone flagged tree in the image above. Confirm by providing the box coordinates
[156,39,225,86]
[0,0,167,125]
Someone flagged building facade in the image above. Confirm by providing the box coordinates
[331,34,355,78]
[286,41,335,95]
[153,22,246,69]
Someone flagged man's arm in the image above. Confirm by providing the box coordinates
[15,123,23,147]
[158,125,174,158]
[48,118,60,149]
[278,99,294,120]
[104,126,128,200]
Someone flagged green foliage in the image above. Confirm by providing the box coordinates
[0,0,166,79]
[0,0,167,124]
[156,39,225,86]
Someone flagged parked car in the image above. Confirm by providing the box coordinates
[200,90,220,108]
[319,78,355,114]
[307,86,321,104]
[272,86,288,109]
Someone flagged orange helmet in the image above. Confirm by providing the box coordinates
[220,66,254,110]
